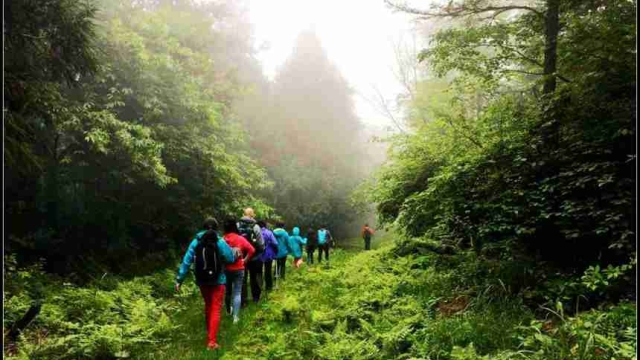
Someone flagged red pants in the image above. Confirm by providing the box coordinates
[199,284,225,346]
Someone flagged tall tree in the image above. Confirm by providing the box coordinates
[247,30,370,236]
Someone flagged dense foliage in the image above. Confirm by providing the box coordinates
[4,0,371,278]
[4,1,375,354]
[3,0,635,358]
[4,0,276,277]
[4,254,187,359]
[366,0,636,307]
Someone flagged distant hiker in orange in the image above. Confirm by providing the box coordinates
[362,224,375,250]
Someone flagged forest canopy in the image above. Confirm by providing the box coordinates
[4,0,375,277]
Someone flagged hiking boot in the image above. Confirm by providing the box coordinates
[206,342,220,351]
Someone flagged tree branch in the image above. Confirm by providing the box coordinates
[443,114,484,149]
[384,0,544,19]
[502,69,571,83]
[359,85,407,134]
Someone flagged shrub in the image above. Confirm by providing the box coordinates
[4,260,178,360]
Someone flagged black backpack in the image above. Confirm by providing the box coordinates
[194,230,224,285]
[238,218,265,258]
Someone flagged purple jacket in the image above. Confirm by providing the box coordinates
[260,228,279,262]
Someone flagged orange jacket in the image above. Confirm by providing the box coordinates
[362,226,374,238]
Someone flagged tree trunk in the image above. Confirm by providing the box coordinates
[541,0,561,146]
[543,0,560,95]
[7,302,42,341]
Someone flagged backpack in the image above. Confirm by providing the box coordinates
[326,230,335,247]
[238,218,265,258]
[194,230,224,285]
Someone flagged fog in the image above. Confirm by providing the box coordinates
[5,0,429,269]
[247,0,418,130]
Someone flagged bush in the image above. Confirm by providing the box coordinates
[4,260,179,360]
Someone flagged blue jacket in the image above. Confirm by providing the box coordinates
[317,229,329,245]
[273,228,290,259]
[288,227,304,258]
[176,230,235,285]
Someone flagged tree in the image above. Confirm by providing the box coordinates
[4,0,272,275]
[245,29,370,237]
[373,0,635,279]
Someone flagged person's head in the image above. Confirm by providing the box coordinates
[203,217,219,231]
[201,229,219,243]
[223,217,239,234]
[275,221,285,228]
[257,220,266,228]
[243,207,256,219]
[364,223,369,227]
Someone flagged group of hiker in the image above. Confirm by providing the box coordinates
[174,208,335,350]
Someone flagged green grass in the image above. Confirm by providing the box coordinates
[145,231,529,359]
[5,231,635,359]
[146,250,358,360]
[144,233,394,360]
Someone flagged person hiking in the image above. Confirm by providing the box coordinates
[273,221,290,282]
[305,228,317,264]
[317,226,332,263]
[362,223,375,251]
[222,217,255,324]
[257,220,278,292]
[175,218,235,350]
[288,226,305,268]
[237,208,265,305]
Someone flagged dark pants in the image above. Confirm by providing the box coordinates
[318,243,329,262]
[241,260,263,305]
[364,237,371,250]
[306,247,316,264]
[263,260,274,291]
[275,257,287,281]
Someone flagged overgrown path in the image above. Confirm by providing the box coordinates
[147,236,384,360]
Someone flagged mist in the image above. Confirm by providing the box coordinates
[5,0,399,275]
[4,0,635,357]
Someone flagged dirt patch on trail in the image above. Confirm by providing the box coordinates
[437,295,471,316]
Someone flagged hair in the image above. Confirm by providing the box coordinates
[243,208,255,217]
[203,217,219,231]
[201,229,219,243]
[223,217,239,234]
[256,220,266,228]
[364,223,369,227]
[275,221,285,228]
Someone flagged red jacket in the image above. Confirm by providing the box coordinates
[223,232,255,271]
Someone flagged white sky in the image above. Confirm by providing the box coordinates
[247,0,419,128]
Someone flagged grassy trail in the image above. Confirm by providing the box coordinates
[147,234,389,360]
